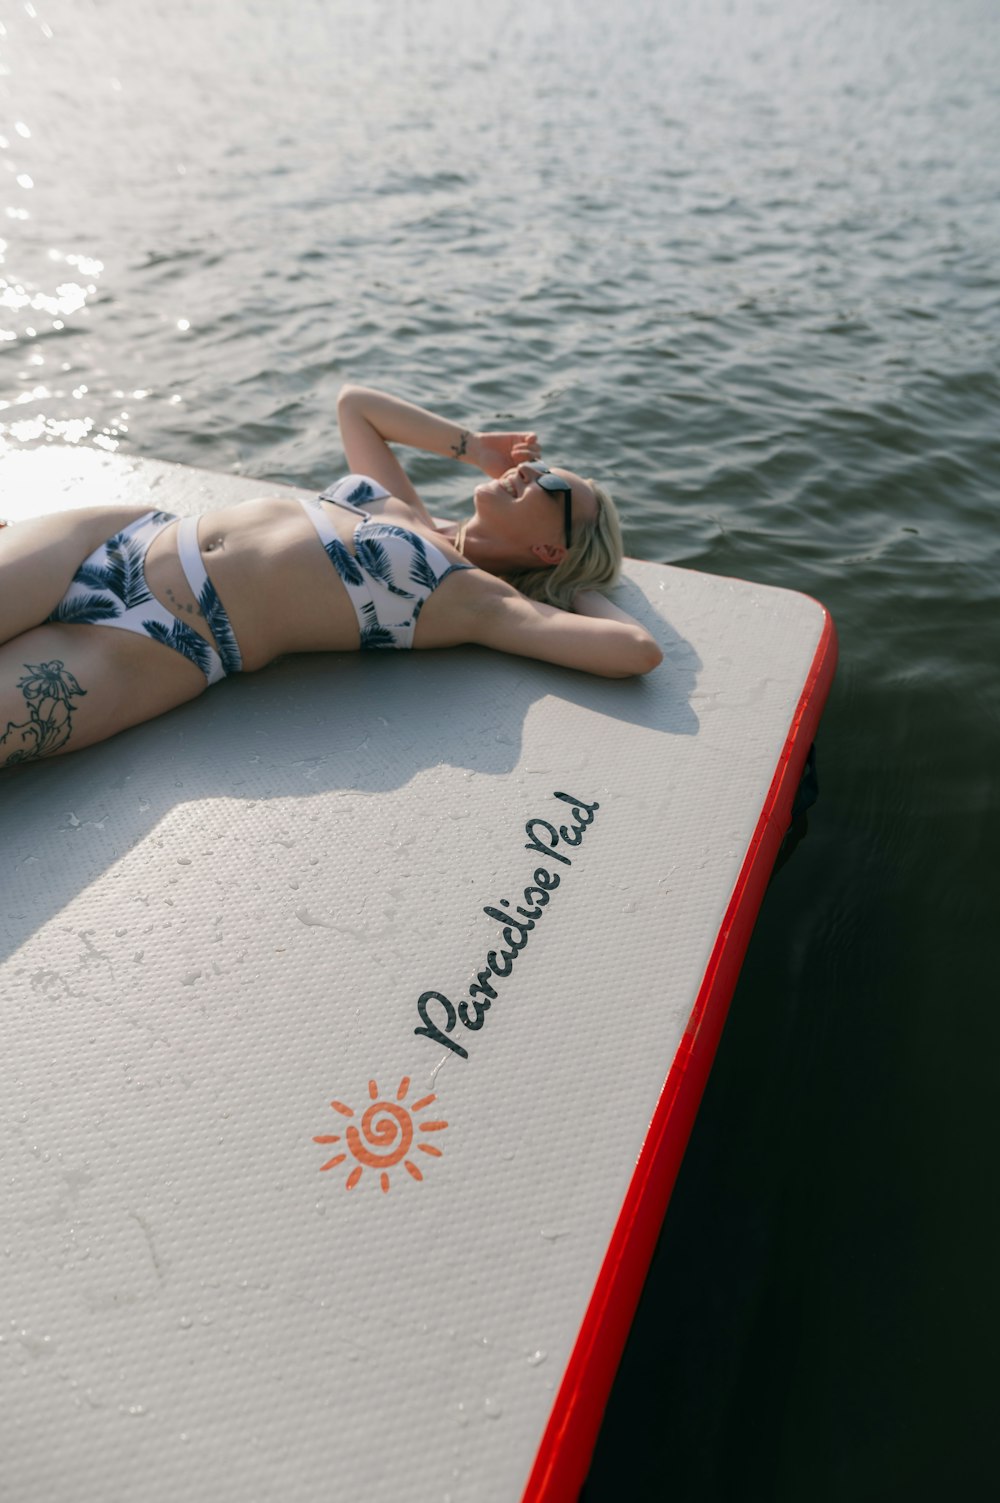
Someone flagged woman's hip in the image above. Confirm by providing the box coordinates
[0,503,162,645]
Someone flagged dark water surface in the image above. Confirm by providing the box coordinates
[3,1,998,1496]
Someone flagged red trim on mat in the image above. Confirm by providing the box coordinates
[522,607,838,1503]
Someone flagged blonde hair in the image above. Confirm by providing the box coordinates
[506,480,623,611]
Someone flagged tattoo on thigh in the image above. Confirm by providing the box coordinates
[0,659,88,767]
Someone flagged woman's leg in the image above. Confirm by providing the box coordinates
[0,505,153,646]
[0,622,206,769]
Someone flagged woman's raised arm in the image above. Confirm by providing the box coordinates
[336,385,540,522]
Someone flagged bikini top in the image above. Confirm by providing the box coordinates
[301,474,471,649]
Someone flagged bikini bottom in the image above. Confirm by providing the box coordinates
[46,510,242,685]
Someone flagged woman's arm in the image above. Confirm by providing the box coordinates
[469,580,663,679]
[571,589,650,631]
[336,385,539,524]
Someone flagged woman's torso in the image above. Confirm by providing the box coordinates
[143,490,479,671]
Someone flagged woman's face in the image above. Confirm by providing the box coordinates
[473,462,597,565]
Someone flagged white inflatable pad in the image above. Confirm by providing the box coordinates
[1,448,836,1502]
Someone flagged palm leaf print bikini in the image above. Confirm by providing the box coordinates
[303,474,471,650]
[45,475,468,681]
[47,511,242,685]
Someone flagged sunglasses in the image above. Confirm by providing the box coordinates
[524,462,573,549]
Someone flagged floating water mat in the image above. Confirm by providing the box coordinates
[0,448,836,1502]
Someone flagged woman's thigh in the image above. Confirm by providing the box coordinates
[0,504,155,646]
[0,622,206,769]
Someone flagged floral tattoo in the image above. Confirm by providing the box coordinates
[450,428,471,460]
[0,659,88,767]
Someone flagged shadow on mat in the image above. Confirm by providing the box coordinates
[1,589,701,968]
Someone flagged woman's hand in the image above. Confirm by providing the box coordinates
[470,430,541,478]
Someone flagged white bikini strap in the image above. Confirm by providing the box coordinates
[176,515,212,602]
[300,496,340,549]
[174,516,227,685]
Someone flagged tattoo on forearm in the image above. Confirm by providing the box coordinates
[0,659,88,767]
[450,428,471,460]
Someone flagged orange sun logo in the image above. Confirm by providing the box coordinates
[314,1075,447,1193]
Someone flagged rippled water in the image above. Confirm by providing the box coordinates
[2,0,998,1496]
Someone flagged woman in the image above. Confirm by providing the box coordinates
[0,386,662,768]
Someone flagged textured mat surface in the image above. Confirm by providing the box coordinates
[1,449,834,1502]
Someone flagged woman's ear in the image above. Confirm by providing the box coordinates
[529,541,567,568]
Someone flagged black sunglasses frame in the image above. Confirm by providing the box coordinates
[528,465,573,549]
